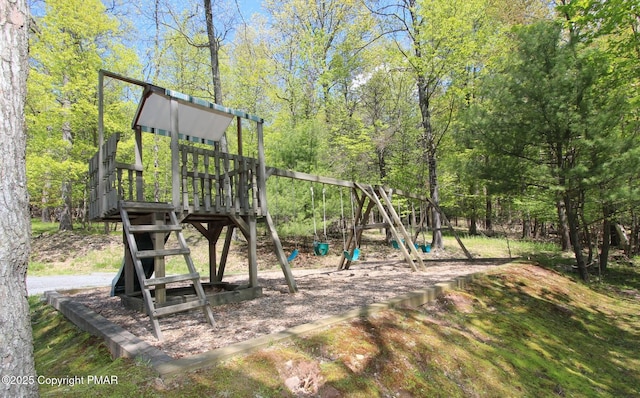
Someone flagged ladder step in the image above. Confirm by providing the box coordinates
[144,272,200,287]
[128,225,182,233]
[153,299,209,317]
[120,201,176,212]
[137,248,190,258]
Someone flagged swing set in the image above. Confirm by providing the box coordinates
[310,185,330,256]
[341,188,360,261]
[265,166,473,272]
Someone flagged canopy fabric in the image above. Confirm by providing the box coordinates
[132,86,263,142]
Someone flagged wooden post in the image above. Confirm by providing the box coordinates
[134,126,144,201]
[123,233,135,295]
[237,116,243,157]
[153,213,166,304]
[265,212,298,292]
[191,222,224,282]
[98,71,106,218]
[218,225,234,282]
[256,121,267,213]
[247,216,258,288]
[170,98,181,210]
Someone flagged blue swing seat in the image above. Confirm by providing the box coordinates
[287,249,299,262]
[343,247,360,262]
[391,239,405,249]
[313,242,329,256]
[419,244,431,253]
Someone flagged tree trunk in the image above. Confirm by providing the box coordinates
[631,209,639,255]
[600,205,613,272]
[556,199,571,251]
[522,215,532,239]
[416,74,443,249]
[59,74,73,231]
[0,0,39,395]
[469,212,478,235]
[485,194,493,232]
[376,146,387,181]
[564,195,588,281]
[203,0,228,152]
[41,176,51,222]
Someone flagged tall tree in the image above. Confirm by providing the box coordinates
[369,0,491,249]
[27,0,136,229]
[0,0,39,396]
[475,20,628,281]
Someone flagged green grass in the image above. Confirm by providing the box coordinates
[440,234,564,261]
[31,219,106,236]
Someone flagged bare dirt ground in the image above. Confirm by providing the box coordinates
[67,256,513,359]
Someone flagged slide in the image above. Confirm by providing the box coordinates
[110,233,156,296]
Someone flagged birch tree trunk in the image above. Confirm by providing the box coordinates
[0,0,39,396]
[58,74,73,231]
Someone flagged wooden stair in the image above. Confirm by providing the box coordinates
[120,201,215,340]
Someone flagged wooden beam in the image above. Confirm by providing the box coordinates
[153,213,166,304]
[123,232,135,295]
[257,122,268,212]
[237,116,243,157]
[98,71,105,218]
[264,212,297,292]
[247,216,258,288]
[170,98,181,210]
[431,200,473,260]
[190,222,224,282]
[217,225,234,282]
[134,126,144,201]
[267,167,356,189]
[228,214,249,236]
[356,223,389,230]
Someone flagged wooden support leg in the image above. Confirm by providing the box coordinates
[247,216,258,288]
[218,225,234,282]
[191,221,226,282]
[124,234,135,295]
[265,211,298,292]
[153,214,166,305]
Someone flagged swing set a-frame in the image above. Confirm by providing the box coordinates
[88,71,471,340]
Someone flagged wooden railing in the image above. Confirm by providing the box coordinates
[89,133,145,219]
[89,133,122,219]
[179,144,264,216]
[88,136,265,220]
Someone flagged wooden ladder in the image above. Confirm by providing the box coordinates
[120,201,215,340]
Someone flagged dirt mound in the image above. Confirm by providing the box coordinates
[31,231,120,263]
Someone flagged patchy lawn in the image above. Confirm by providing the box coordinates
[31,261,640,397]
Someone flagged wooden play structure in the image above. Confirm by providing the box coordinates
[89,71,470,340]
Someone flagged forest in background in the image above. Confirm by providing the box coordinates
[25,0,640,280]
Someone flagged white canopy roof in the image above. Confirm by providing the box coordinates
[132,86,263,143]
